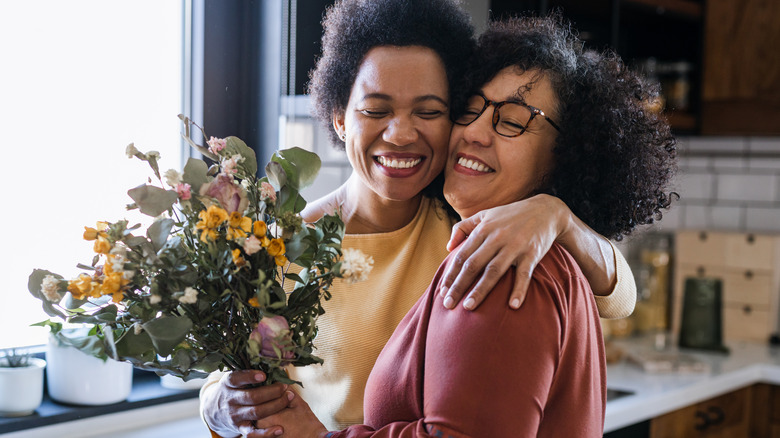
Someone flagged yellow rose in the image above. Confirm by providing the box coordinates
[232,248,247,268]
[253,220,267,237]
[226,212,252,240]
[195,205,229,242]
[83,222,108,241]
[274,255,287,267]
[93,236,111,254]
[266,238,285,257]
[248,297,260,308]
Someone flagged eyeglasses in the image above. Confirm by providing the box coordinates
[453,94,561,137]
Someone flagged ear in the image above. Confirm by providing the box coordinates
[332,111,346,141]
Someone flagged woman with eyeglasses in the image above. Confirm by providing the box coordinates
[201,1,643,437]
[252,13,676,438]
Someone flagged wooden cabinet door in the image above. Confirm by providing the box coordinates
[701,0,780,135]
[650,387,750,437]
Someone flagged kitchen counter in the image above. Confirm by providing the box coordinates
[604,335,780,432]
[7,336,780,437]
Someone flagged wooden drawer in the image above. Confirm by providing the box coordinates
[650,387,749,437]
[676,264,773,306]
[724,233,778,270]
[723,304,772,343]
[676,231,727,266]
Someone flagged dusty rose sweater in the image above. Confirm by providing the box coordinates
[328,243,606,438]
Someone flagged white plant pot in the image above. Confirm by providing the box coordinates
[46,336,133,405]
[0,357,46,416]
[159,374,207,390]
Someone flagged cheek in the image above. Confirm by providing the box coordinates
[426,122,453,171]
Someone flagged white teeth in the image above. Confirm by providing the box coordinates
[377,156,422,169]
[457,157,493,173]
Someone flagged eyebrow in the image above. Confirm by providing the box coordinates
[360,93,449,107]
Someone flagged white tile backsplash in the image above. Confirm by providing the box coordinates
[710,205,743,229]
[679,173,714,200]
[748,137,780,153]
[684,205,710,229]
[686,137,747,153]
[745,207,780,232]
[716,174,777,202]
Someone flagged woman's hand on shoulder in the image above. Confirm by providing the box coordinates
[439,194,571,311]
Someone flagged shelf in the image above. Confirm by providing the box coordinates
[622,0,702,20]
[665,110,697,132]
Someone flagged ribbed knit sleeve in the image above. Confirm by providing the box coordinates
[593,240,636,319]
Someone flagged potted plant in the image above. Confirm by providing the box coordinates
[0,348,46,416]
[34,320,133,406]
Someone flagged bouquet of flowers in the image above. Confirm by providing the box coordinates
[28,115,370,385]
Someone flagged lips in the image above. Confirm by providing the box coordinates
[456,155,494,173]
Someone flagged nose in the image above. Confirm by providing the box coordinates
[461,108,494,148]
[383,116,419,146]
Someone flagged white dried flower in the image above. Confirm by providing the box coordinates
[125,143,140,158]
[150,294,162,305]
[146,150,161,160]
[164,169,182,187]
[243,235,263,256]
[178,287,198,304]
[41,275,63,302]
[134,323,143,335]
[339,248,374,284]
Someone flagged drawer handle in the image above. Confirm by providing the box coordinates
[707,406,725,426]
[697,266,706,276]
[699,232,708,241]
[694,410,709,431]
[746,233,755,244]
[744,270,753,279]
[743,305,753,314]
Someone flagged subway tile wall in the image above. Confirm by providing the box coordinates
[280,106,780,235]
[652,136,780,234]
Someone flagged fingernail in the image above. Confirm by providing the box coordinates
[274,429,283,436]
[439,285,448,297]
[463,297,475,310]
[255,373,266,382]
[510,298,521,309]
[282,384,288,391]
[287,390,295,401]
[443,295,454,309]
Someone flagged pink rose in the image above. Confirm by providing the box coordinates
[199,174,248,213]
[260,182,277,202]
[175,183,192,201]
[249,315,294,360]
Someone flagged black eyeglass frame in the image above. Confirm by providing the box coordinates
[453,93,561,137]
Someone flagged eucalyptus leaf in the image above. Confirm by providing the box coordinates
[115,329,155,357]
[265,161,287,191]
[224,137,257,176]
[182,157,209,193]
[274,147,321,190]
[142,316,193,357]
[127,184,179,217]
[147,218,174,252]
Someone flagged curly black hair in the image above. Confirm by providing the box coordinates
[464,15,678,240]
[308,0,476,149]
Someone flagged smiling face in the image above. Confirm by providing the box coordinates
[444,67,560,219]
[334,46,452,204]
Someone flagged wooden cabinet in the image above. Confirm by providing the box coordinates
[701,0,780,135]
[650,386,750,437]
[650,385,780,437]
[490,0,780,136]
[672,231,780,344]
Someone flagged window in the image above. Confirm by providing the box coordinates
[0,1,184,348]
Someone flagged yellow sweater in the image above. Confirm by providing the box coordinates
[201,197,636,432]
